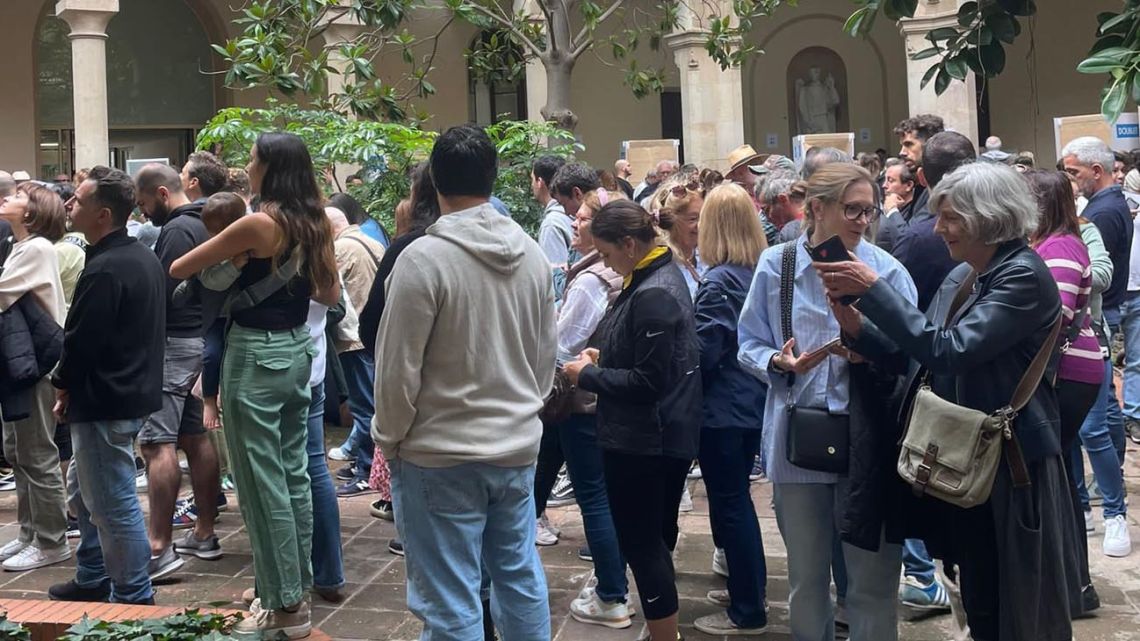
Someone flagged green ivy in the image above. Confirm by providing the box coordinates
[0,613,30,641]
[54,610,240,641]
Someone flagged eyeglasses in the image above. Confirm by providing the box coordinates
[841,202,881,222]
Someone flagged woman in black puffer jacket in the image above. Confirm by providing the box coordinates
[564,199,701,641]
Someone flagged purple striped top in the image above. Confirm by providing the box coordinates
[1034,233,1105,386]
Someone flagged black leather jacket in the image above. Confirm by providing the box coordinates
[851,239,1063,462]
[579,250,702,460]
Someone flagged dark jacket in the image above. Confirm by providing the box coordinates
[851,239,1063,463]
[154,199,224,336]
[891,207,959,313]
[52,228,166,422]
[875,184,929,255]
[578,250,702,460]
[0,295,63,422]
[1082,185,1132,310]
[360,230,426,356]
[694,263,765,430]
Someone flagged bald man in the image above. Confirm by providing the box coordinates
[324,205,387,497]
[134,163,224,578]
[613,160,634,198]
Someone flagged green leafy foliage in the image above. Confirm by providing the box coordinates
[197,105,578,238]
[0,613,30,641]
[1079,4,1140,122]
[59,610,240,641]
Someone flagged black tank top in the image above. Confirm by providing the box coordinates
[230,254,312,330]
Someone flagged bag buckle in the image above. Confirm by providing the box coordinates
[912,443,938,497]
[994,406,1017,439]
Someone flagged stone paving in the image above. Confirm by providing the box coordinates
[0,425,1136,641]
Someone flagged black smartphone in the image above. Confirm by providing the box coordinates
[807,235,859,306]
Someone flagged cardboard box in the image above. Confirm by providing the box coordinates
[622,140,680,182]
[792,133,855,168]
[1052,112,1140,159]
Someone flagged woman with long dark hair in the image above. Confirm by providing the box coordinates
[172,132,339,640]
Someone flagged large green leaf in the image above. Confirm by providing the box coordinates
[1079,55,1127,74]
[979,42,1006,74]
[1102,80,1128,123]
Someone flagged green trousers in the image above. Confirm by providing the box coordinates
[222,325,315,610]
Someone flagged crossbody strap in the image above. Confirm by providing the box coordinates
[779,241,797,347]
[226,248,303,315]
[1008,313,1064,413]
[345,235,383,270]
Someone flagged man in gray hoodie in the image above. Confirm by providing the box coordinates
[374,125,557,639]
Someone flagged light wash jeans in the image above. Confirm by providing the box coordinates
[1070,358,1127,519]
[306,384,345,591]
[1119,293,1140,421]
[773,482,901,641]
[69,420,154,604]
[391,458,550,641]
[1102,308,1128,468]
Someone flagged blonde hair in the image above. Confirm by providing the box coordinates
[803,163,875,236]
[698,183,768,268]
[658,181,702,259]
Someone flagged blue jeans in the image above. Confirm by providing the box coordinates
[69,420,153,604]
[306,385,345,591]
[1119,293,1140,420]
[901,539,936,585]
[773,482,901,641]
[700,428,767,628]
[392,459,549,641]
[558,414,627,603]
[1070,359,1127,518]
[338,350,375,483]
[1102,309,1127,468]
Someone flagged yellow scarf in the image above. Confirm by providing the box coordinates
[623,246,669,289]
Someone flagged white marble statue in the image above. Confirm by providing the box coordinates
[795,66,840,134]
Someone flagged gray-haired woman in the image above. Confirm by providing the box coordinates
[815,162,1078,641]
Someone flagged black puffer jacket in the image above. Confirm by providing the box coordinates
[578,250,701,460]
[0,295,63,421]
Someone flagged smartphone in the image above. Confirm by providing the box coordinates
[803,337,841,361]
[808,235,859,306]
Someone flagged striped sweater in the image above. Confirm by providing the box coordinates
[1034,233,1104,385]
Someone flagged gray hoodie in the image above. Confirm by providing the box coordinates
[372,202,557,468]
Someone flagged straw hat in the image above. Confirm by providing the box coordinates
[726,144,769,175]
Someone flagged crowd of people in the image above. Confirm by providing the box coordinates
[0,112,1135,641]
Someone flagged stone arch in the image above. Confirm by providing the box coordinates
[466,30,528,125]
[787,46,849,138]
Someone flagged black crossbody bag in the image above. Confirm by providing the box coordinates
[779,241,850,473]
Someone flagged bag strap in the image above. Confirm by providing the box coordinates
[1007,312,1064,413]
[226,248,303,315]
[944,270,978,327]
[345,235,383,270]
[1062,305,1088,351]
[779,241,797,347]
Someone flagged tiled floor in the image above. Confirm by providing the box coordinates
[0,425,1136,640]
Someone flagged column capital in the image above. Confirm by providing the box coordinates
[55,0,118,39]
[664,30,710,51]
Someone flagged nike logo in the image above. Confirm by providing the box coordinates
[647,596,660,603]
[646,330,665,338]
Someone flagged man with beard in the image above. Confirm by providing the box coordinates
[133,163,225,580]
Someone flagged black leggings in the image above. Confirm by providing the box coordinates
[534,420,564,516]
[603,450,689,620]
[1057,379,1100,607]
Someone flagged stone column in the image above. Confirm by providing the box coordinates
[321,9,367,185]
[898,0,978,143]
[56,0,118,171]
[665,30,745,170]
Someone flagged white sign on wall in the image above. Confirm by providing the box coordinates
[765,133,779,148]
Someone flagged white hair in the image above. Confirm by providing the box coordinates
[1061,136,1114,171]
[760,170,799,206]
[929,162,1039,245]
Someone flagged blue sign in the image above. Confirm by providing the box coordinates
[1116,123,1139,138]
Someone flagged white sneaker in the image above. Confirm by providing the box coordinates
[1085,509,1095,533]
[679,485,693,513]
[712,547,729,578]
[0,540,27,561]
[1104,514,1133,557]
[539,513,561,538]
[687,462,703,480]
[135,471,148,492]
[569,591,632,629]
[535,518,559,546]
[2,544,71,572]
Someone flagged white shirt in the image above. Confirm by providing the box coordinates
[306,301,328,388]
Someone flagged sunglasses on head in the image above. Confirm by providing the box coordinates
[670,181,703,197]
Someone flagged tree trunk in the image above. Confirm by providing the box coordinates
[541,58,578,131]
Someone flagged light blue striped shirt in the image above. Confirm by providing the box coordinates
[737,239,917,484]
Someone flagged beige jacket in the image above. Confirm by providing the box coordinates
[333,225,385,353]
